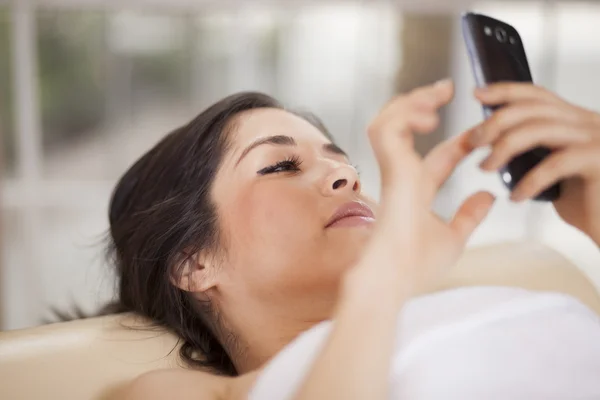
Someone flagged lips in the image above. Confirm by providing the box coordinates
[325,201,376,228]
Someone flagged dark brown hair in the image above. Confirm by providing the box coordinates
[104,92,331,376]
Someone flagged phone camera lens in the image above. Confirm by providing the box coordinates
[495,27,507,42]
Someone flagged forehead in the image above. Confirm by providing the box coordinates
[229,108,331,149]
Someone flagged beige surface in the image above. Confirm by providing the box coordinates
[0,313,182,400]
[0,241,599,400]
[447,241,600,315]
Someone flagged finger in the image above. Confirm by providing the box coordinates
[404,110,441,134]
[409,78,455,111]
[423,130,474,200]
[369,118,422,193]
[474,82,561,106]
[369,79,454,190]
[469,101,580,147]
[378,79,453,119]
[369,109,443,187]
[510,145,600,201]
[450,191,496,245]
[375,139,422,239]
[479,121,593,171]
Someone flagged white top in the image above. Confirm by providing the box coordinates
[248,286,600,400]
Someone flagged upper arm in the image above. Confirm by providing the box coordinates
[121,369,229,400]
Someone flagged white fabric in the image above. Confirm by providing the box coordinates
[248,286,600,400]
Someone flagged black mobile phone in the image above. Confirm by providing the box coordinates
[461,12,560,201]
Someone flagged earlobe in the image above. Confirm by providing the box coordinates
[171,252,217,293]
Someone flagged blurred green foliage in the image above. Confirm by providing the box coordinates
[0,9,192,173]
[36,10,106,152]
[0,9,14,171]
[0,10,106,172]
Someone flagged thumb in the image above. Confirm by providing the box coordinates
[450,191,496,245]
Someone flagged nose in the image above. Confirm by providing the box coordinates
[322,164,361,197]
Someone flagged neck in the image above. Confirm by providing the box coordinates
[226,297,337,374]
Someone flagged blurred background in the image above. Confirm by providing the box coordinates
[2,0,600,331]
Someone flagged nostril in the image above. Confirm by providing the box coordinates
[332,179,347,190]
[352,180,359,192]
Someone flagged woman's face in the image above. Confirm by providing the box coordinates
[209,108,377,321]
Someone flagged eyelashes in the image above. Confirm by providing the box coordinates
[257,155,303,175]
[256,155,361,176]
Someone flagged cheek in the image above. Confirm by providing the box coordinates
[215,180,376,301]
[223,181,318,266]
[220,181,330,294]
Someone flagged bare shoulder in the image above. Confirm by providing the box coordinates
[120,368,259,400]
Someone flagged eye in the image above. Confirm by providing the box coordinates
[257,155,303,175]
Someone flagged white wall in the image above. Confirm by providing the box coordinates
[3,1,600,331]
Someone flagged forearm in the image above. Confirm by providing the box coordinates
[582,224,600,249]
[591,229,600,249]
[292,262,410,400]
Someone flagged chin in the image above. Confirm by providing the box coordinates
[323,226,373,273]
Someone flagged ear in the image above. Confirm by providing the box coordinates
[170,251,218,293]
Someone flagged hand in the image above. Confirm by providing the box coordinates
[353,79,496,297]
[469,83,600,245]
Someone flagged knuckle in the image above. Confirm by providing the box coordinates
[546,153,566,171]
[585,110,600,130]
[528,101,549,115]
[529,155,564,186]
[527,170,546,189]
[590,109,600,127]
[529,154,568,187]
[409,86,438,105]
[409,113,438,134]
[495,136,515,155]
[490,104,519,127]
[367,122,379,138]
[506,127,529,148]
[424,113,440,131]
[367,124,380,142]
[533,84,552,96]
[412,96,436,110]
[495,83,511,98]
[382,97,410,117]
[487,109,507,130]
[390,95,409,108]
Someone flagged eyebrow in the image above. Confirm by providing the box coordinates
[235,135,348,166]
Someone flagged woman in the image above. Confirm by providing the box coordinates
[112,79,600,399]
